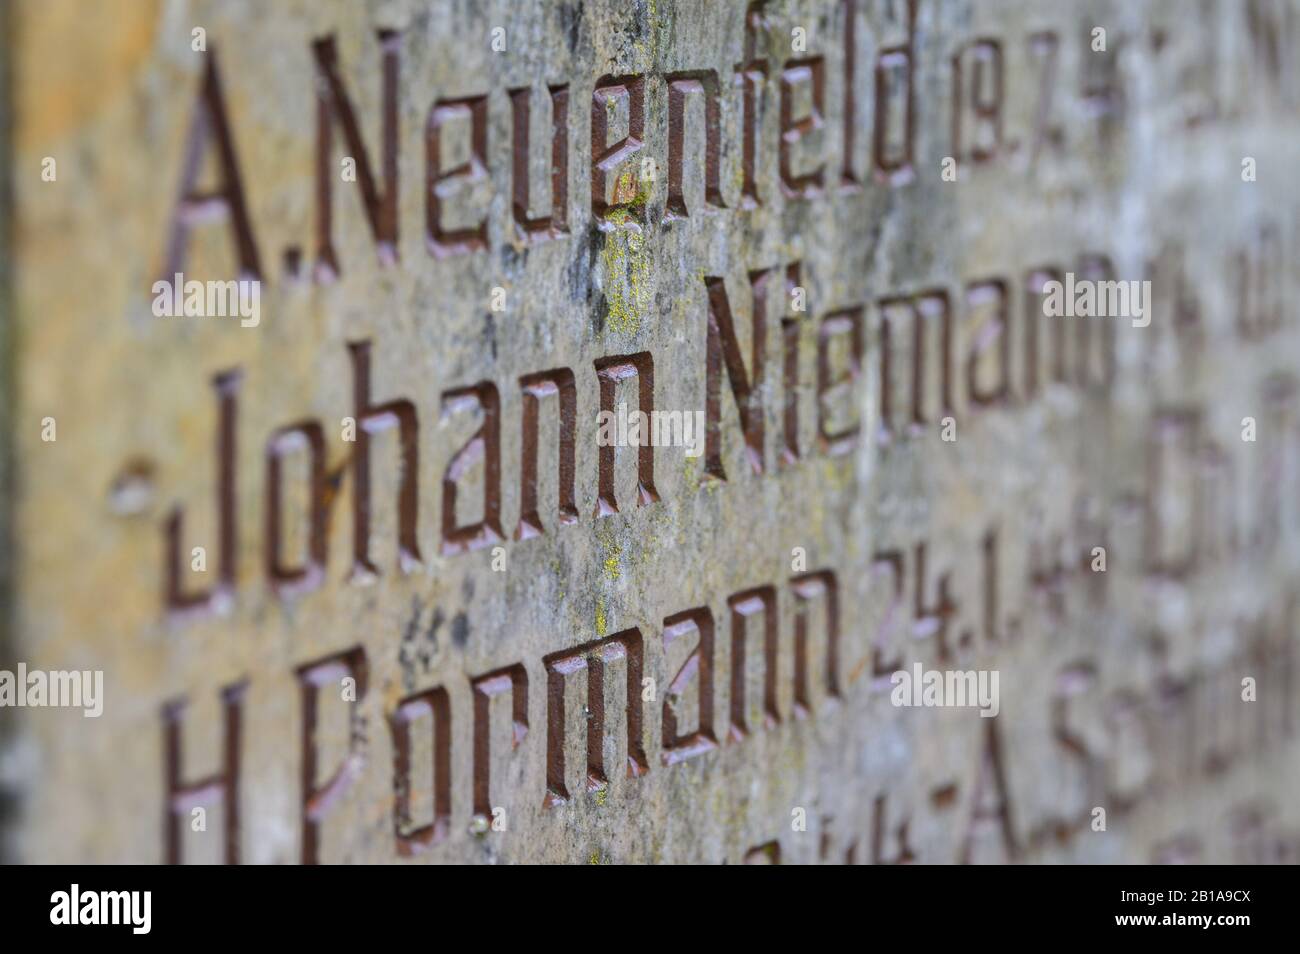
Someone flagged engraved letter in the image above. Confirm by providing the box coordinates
[593,352,660,515]
[965,279,1010,407]
[509,84,569,243]
[347,341,420,579]
[591,75,646,226]
[297,647,368,865]
[779,57,826,199]
[704,269,774,479]
[311,31,400,279]
[426,95,490,257]
[543,630,649,807]
[389,686,451,855]
[470,664,529,823]
[665,71,725,219]
[872,0,918,184]
[662,608,718,764]
[161,52,262,282]
[440,382,503,555]
[790,570,841,715]
[162,682,246,864]
[516,369,577,540]
[728,586,780,742]
[164,370,240,617]
[951,39,1004,164]
[817,306,865,455]
[265,420,327,595]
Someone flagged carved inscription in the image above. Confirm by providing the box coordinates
[31,0,1297,865]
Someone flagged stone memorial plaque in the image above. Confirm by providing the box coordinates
[3,0,1300,865]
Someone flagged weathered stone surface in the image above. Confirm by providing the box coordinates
[3,0,1300,864]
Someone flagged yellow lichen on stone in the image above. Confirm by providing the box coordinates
[600,209,654,336]
[682,454,700,494]
[597,527,621,580]
[613,169,637,206]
